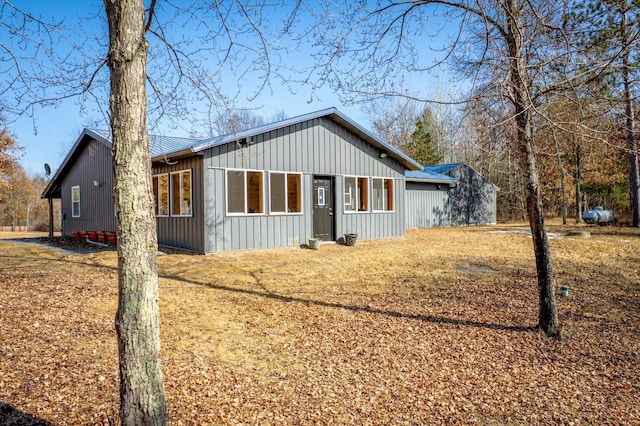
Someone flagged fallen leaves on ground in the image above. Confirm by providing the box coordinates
[0,222,639,425]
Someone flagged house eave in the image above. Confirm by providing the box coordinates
[406,177,458,186]
[151,148,199,163]
[41,129,112,199]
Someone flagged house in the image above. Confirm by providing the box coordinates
[405,163,499,228]
[43,108,424,253]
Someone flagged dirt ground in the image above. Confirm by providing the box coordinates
[0,230,52,240]
[0,222,639,425]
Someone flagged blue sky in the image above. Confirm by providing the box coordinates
[5,1,459,176]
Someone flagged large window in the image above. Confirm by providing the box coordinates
[152,174,169,216]
[344,176,368,212]
[71,185,80,217]
[372,178,394,212]
[226,169,265,215]
[170,170,192,216]
[270,172,302,214]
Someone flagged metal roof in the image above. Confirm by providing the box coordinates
[405,169,458,185]
[421,163,465,175]
[422,163,500,190]
[86,109,422,170]
[42,108,423,199]
[89,129,200,158]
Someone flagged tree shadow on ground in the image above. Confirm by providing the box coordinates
[0,403,53,426]
[1,239,538,333]
[161,272,538,333]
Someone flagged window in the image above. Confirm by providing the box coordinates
[344,177,355,211]
[270,172,302,214]
[357,177,368,211]
[372,178,394,212]
[227,170,246,214]
[247,171,264,214]
[344,176,368,212]
[170,170,192,216]
[317,187,325,206]
[152,174,169,216]
[71,186,80,217]
[287,174,302,213]
[226,169,265,215]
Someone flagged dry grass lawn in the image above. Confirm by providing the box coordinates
[0,222,639,425]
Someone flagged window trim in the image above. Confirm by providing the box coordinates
[269,171,303,215]
[170,169,192,217]
[225,168,266,216]
[152,173,170,217]
[71,185,80,218]
[372,177,395,212]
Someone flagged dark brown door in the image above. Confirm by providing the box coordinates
[313,176,334,241]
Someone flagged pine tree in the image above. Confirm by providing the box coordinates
[405,108,444,166]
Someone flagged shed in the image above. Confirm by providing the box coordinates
[423,163,499,226]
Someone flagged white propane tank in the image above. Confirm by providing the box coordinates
[583,206,614,224]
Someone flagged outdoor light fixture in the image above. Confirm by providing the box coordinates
[379,151,388,159]
[93,180,103,188]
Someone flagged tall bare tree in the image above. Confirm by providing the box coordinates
[295,0,566,336]
[2,1,285,422]
[213,109,266,136]
[103,1,166,423]
[568,0,640,226]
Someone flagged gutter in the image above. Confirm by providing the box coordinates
[406,177,458,186]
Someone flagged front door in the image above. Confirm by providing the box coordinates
[313,176,334,241]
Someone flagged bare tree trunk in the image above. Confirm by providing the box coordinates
[623,35,640,226]
[552,130,567,225]
[506,0,560,337]
[619,7,640,227]
[104,1,167,424]
[575,140,582,223]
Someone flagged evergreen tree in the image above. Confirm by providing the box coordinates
[405,108,444,166]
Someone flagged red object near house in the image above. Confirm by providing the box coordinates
[106,232,117,244]
[87,231,97,241]
[95,231,105,242]
[78,231,87,240]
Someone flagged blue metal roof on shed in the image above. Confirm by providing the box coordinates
[422,163,465,174]
[422,162,500,190]
[405,169,457,184]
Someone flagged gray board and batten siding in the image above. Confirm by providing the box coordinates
[154,156,205,253]
[54,132,116,236]
[200,114,413,253]
[405,181,452,228]
[42,128,203,247]
[404,169,457,229]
